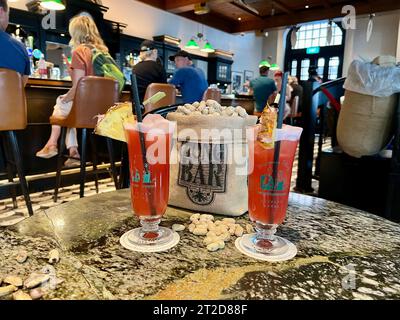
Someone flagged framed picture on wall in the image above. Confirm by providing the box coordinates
[231,71,243,94]
[244,70,254,82]
[243,70,254,93]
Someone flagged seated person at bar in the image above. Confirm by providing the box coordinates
[168,50,208,104]
[273,71,292,120]
[133,40,167,102]
[0,0,30,84]
[289,76,303,113]
[249,63,277,113]
[36,15,111,167]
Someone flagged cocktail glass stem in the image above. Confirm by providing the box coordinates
[253,223,279,252]
[139,217,161,240]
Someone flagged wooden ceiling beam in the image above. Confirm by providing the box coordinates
[136,0,164,8]
[165,0,199,13]
[178,11,236,33]
[322,1,331,9]
[165,0,234,13]
[234,0,400,32]
[272,0,294,15]
[231,1,260,17]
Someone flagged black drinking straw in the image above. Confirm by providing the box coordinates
[131,73,156,216]
[270,72,289,224]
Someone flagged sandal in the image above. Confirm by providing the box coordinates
[36,145,58,159]
[64,153,81,168]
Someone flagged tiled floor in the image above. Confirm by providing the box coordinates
[0,179,117,226]
[0,137,332,226]
[290,136,331,194]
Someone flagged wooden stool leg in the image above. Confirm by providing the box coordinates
[54,127,67,202]
[7,131,33,217]
[90,132,99,194]
[1,134,18,208]
[79,129,87,198]
[106,138,119,190]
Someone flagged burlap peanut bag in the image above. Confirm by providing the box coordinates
[338,56,399,158]
[166,112,258,216]
[337,91,396,158]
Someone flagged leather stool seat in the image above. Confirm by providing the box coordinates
[53,76,120,201]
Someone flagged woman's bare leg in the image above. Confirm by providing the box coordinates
[69,147,80,158]
[45,125,61,147]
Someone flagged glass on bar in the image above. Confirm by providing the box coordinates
[121,115,178,252]
[236,124,303,262]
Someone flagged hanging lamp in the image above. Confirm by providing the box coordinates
[270,64,280,71]
[185,38,200,49]
[40,0,66,11]
[201,42,215,53]
[259,60,271,68]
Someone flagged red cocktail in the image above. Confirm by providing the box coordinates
[236,124,302,262]
[122,115,177,251]
[248,139,299,225]
[126,126,171,218]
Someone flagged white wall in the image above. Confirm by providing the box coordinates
[8,1,26,10]
[343,10,400,75]
[262,28,287,71]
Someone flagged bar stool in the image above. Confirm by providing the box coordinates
[143,83,176,113]
[203,88,221,104]
[0,69,33,216]
[50,76,120,201]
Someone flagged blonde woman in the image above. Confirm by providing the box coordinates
[36,15,109,166]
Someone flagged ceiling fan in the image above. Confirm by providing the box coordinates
[233,0,260,16]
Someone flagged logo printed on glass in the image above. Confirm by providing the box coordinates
[259,161,290,196]
[132,170,152,184]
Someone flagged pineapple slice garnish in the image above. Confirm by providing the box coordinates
[95,102,136,142]
[257,104,278,149]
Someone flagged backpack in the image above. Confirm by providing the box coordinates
[90,47,125,93]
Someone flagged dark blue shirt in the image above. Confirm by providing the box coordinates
[0,30,30,76]
[169,66,208,104]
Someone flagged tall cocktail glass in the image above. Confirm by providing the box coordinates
[123,115,176,250]
[236,124,303,261]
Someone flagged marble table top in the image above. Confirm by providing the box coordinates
[1,189,400,300]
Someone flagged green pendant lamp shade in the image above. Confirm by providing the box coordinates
[201,42,215,53]
[185,38,200,49]
[40,0,66,11]
[259,60,271,68]
[270,63,280,71]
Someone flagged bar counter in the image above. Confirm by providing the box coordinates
[6,79,253,177]
[2,189,400,300]
[221,94,255,115]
